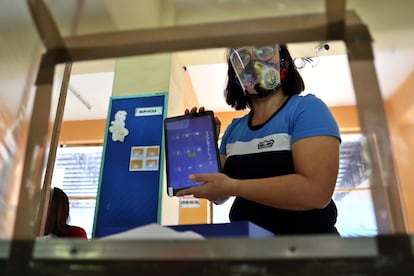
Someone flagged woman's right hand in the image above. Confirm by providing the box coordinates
[185,106,206,115]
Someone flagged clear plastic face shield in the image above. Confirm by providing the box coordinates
[230,44,282,97]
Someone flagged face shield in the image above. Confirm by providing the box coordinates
[230,44,283,97]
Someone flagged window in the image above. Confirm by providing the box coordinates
[333,134,377,237]
[52,145,102,238]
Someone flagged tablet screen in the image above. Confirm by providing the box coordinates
[164,111,221,197]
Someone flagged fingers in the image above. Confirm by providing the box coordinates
[215,116,221,125]
[215,116,221,137]
[184,106,207,115]
[176,189,192,197]
[189,173,208,182]
[191,106,205,114]
[176,188,204,199]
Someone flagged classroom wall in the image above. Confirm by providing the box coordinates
[58,106,360,142]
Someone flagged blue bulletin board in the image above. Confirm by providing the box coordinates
[93,93,167,238]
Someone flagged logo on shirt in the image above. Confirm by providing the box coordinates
[257,139,274,149]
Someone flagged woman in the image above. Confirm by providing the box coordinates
[44,187,87,239]
[177,44,341,235]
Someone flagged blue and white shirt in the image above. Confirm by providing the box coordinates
[219,94,341,235]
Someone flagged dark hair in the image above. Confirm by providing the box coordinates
[44,187,70,237]
[224,44,305,110]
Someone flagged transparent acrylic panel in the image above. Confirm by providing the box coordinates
[213,134,378,237]
[21,1,412,240]
[53,146,102,198]
[334,189,377,237]
[52,146,103,239]
[68,199,96,239]
[0,0,43,239]
[45,0,327,36]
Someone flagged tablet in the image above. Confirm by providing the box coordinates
[164,111,221,197]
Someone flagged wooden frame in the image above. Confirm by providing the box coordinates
[6,0,409,273]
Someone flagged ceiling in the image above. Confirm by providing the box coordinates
[30,1,414,120]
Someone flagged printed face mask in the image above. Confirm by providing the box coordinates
[230,45,283,98]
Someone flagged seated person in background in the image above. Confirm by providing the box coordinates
[43,187,87,239]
